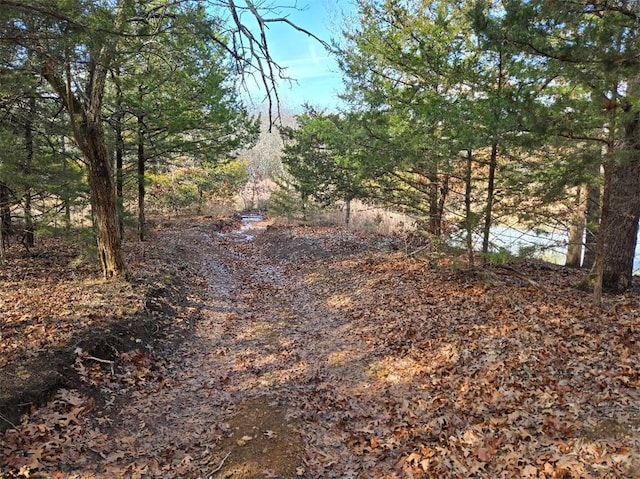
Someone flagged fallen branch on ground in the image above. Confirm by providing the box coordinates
[209,451,231,476]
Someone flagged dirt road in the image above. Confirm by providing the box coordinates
[2,217,639,478]
[157,218,392,478]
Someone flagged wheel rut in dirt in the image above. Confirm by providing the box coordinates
[162,222,311,479]
[168,218,382,478]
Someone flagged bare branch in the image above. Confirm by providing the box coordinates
[223,0,331,127]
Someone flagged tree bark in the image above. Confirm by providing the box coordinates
[116,130,124,239]
[565,186,586,268]
[114,69,125,240]
[427,170,440,235]
[582,178,601,270]
[35,0,128,279]
[597,85,640,295]
[0,217,4,262]
[482,50,503,259]
[22,94,36,248]
[0,181,10,258]
[344,197,351,226]
[61,137,72,231]
[85,121,127,278]
[45,56,127,278]
[438,173,450,233]
[600,162,640,293]
[137,110,146,242]
[425,167,449,237]
[482,142,498,257]
[465,150,475,267]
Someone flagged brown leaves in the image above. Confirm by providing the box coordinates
[0,389,93,476]
[0,239,145,369]
[2,220,640,478]
[253,224,640,478]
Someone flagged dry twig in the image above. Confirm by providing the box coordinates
[0,412,17,429]
[209,451,231,477]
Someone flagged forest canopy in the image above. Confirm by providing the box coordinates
[1,0,639,300]
[280,0,640,298]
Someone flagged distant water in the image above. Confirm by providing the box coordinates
[454,226,640,273]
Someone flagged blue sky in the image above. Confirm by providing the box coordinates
[238,0,355,112]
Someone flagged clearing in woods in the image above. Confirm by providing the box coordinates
[1,216,640,478]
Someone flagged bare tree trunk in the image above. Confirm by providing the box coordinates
[599,159,640,294]
[426,169,449,237]
[0,181,10,236]
[595,85,640,297]
[465,150,475,267]
[344,197,352,226]
[0,181,9,259]
[427,171,440,235]
[61,137,72,231]
[85,121,127,278]
[482,51,503,259]
[114,69,125,240]
[0,218,4,263]
[116,133,124,238]
[438,173,450,233]
[582,179,601,269]
[37,0,127,279]
[137,110,146,241]
[565,186,586,267]
[22,94,35,248]
[482,142,498,257]
[23,193,33,248]
[593,163,611,304]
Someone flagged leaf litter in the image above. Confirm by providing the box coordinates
[1,218,639,478]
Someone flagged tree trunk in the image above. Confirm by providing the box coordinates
[137,110,146,242]
[36,0,127,279]
[84,121,127,279]
[599,162,640,293]
[116,144,124,240]
[0,181,11,235]
[482,50,503,259]
[114,70,125,240]
[465,150,475,267]
[565,186,586,268]
[22,95,35,248]
[67,107,127,279]
[0,181,10,258]
[582,179,601,269]
[0,217,4,263]
[344,197,352,226]
[427,171,440,235]
[438,173,450,233]
[597,90,640,295]
[23,193,33,249]
[61,137,72,231]
[482,142,498,257]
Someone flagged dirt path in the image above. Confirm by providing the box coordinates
[96,218,391,478]
[2,217,640,478]
[101,219,322,478]
[160,219,387,478]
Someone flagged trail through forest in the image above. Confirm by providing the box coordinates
[1,217,640,478]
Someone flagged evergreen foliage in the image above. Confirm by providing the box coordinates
[276,0,640,295]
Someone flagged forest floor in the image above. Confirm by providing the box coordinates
[1,216,640,478]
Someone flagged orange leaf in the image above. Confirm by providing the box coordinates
[475,447,492,462]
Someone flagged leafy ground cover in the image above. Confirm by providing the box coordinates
[1,217,639,478]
